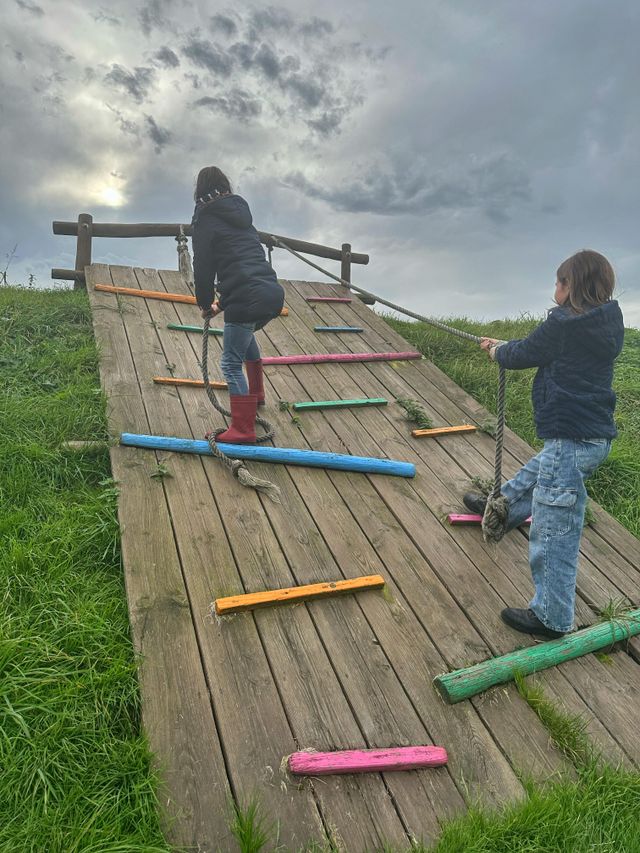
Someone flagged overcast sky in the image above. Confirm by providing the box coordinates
[2,0,639,326]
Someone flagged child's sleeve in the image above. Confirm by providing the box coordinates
[192,228,217,310]
[494,314,564,369]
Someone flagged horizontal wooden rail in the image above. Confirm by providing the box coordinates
[447,513,531,525]
[434,609,640,703]
[412,425,477,438]
[314,326,364,333]
[53,221,369,265]
[215,574,385,615]
[306,296,353,303]
[293,398,388,411]
[120,433,416,477]
[288,746,448,775]
[93,284,288,315]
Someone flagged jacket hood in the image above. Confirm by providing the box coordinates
[192,194,253,229]
[551,300,624,359]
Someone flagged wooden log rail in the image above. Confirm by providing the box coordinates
[433,609,640,703]
[51,216,369,287]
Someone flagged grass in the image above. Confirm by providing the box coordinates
[0,286,169,852]
[385,314,640,538]
[2,285,639,852]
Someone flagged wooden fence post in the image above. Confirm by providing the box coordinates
[74,213,93,289]
[344,240,375,304]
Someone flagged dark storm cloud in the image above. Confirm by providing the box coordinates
[306,109,343,137]
[249,7,293,32]
[145,115,172,152]
[299,17,334,37]
[181,39,234,76]
[104,64,155,103]
[194,90,262,121]
[14,0,44,17]
[285,152,531,219]
[284,73,324,108]
[106,104,139,137]
[138,0,172,36]
[153,46,180,68]
[92,10,122,26]
[210,14,237,37]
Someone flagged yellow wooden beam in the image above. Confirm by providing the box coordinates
[214,574,385,615]
[411,424,477,438]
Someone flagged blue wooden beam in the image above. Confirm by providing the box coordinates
[120,433,415,478]
[314,326,364,333]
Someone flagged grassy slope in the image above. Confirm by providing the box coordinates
[0,287,169,852]
[2,286,639,852]
[385,314,640,537]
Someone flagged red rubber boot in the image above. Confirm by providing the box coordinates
[214,395,257,444]
[245,359,265,406]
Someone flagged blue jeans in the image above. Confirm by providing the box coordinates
[501,438,611,632]
[220,322,260,395]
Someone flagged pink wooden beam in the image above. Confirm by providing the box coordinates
[264,351,422,365]
[447,513,531,525]
[306,296,353,303]
[288,746,448,776]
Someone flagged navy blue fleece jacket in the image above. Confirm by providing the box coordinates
[192,194,284,327]
[494,301,624,439]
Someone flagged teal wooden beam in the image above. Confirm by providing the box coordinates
[433,610,640,703]
[293,398,388,411]
[167,322,223,336]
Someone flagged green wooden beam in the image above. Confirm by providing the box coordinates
[167,322,223,335]
[292,398,388,411]
[433,610,640,703]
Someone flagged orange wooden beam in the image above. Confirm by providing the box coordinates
[154,376,227,389]
[411,424,477,438]
[94,284,288,315]
[214,574,385,615]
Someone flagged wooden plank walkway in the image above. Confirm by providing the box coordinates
[86,265,640,852]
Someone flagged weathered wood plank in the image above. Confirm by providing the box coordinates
[85,265,233,852]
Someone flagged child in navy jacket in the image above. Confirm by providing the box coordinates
[465,250,624,638]
[192,166,284,444]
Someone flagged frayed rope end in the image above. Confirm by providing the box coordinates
[482,494,509,543]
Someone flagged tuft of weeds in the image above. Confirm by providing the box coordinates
[396,397,433,430]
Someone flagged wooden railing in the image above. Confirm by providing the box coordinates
[51,214,371,300]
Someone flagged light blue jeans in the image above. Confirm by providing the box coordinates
[220,322,260,395]
[501,438,612,633]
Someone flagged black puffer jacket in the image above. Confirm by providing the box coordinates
[192,194,284,327]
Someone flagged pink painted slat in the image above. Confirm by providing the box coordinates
[289,746,448,776]
[447,513,531,525]
[305,296,353,303]
[262,351,422,365]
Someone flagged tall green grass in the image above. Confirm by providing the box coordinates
[0,287,169,852]
[385,315,640,537]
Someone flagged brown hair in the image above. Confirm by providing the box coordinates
[556,250,615,314]
[194,166,232,202]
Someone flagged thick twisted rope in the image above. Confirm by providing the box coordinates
[201,316,281,502]
[271,236,509,540]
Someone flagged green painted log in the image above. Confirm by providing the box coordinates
[433,610,640,704]
[292,398,388,411]
[167,322,223,336]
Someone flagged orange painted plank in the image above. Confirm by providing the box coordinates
[154,376,227,389]
[411,424,477,438]
[94,284,289,315]
[214,574,385,615]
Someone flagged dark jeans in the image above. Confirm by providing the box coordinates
[220,322,260,395]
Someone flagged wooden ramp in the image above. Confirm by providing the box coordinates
[86,264,640,852]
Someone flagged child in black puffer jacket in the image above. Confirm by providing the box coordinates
[192,166,284,444]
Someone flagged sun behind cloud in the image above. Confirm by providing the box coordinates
[97,185,125,207]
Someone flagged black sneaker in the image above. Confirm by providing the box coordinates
[501,607,566,639]
[463,492,488,515]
